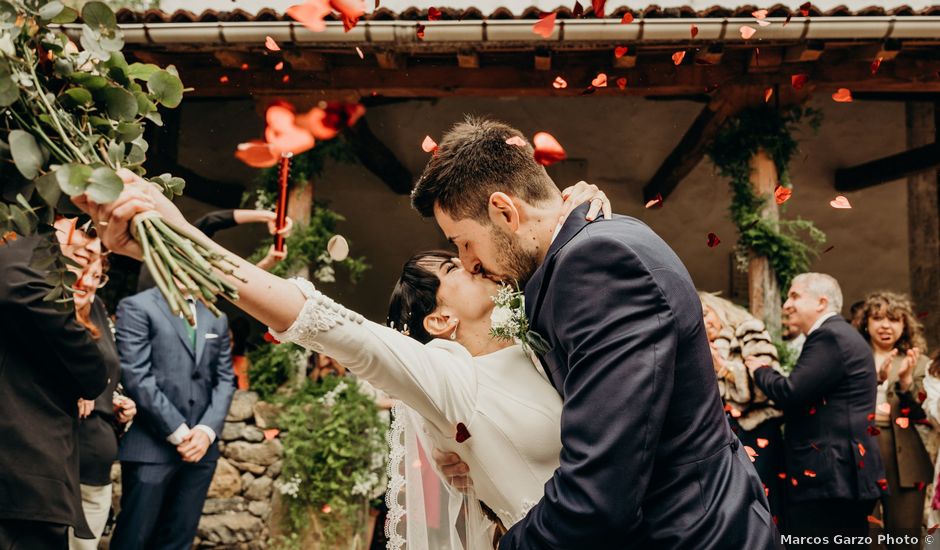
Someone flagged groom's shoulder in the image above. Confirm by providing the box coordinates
[561,215,678,267]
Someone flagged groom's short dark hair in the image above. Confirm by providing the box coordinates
[411,117,557,222]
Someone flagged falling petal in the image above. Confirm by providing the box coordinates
[690,24,698,39]
[616,77,627,90]
[532,132,567,166]
[858,443,866,456]
[764,87,773,102]
[871,56,883,75]
[241,63,249,70]
[799,2,811,16]
[740,25,757,39]
[327,234,350,261]
[505,136,527,147]
[282,74,290,83]
[219,75,229,84]
[322,504,332,514]
[707,232,721,248]
[592,73,608,88]
[672,51,686,65]
[275,61,284,71]
[416,23,425,39]
[533,12,557,38]
[877,479,888,491]
[869,515,884,527]
[645,193,663,209]
[552,76,568,89]
[265,36,281,51]
[774,185,792,205]
[621,12,634,24]
[757,438,770,449]
[744,446,758,462]
[286,0,333,33]
[265,103,315,156]
[235,140,279,168]
[614,46,628,58]
[428,6,441,20]
[422,135,438,153]
[330,0,366,29]
[752,9,768,19]
[803,469,817,478]
[295,101,365,140]
[356,46,364,59]
[896,417,910,429]
[832,88,853,102]
[591,0,606,18]
[756,19,771,27]
[830,195,852,209]
[791,73,808,90]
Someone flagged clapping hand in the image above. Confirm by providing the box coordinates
[898,347,920,392]
[877,349,898,384]
[177,429,211,463]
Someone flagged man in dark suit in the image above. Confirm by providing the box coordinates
[0,230,109,549]
[750,272,885,547]
[109,287,235,549]
[411,118,778,549]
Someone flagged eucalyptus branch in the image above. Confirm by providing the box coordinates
[23,49,90,164]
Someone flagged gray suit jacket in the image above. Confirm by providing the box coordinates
[115,288,235,463]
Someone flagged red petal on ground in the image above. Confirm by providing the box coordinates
[591,0,606,18]
[791,74,809,90]
[616,77,627,90]
[832,88,853,102]
[830,195,852,209]
[706,232,721,248]
[235,140,279,168]
[592,73,608,87]
[774,185,792,205]
[672,51,686,65]
[422,135,438,153]
[533,12,557,38]
[621,12,633,24]
[428,6,441,20]
[265,36,281,51]
[286,0,332,33]
[533,132,567,166]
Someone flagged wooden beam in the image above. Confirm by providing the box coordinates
[283,50,327,72]
[748,47,783,74]
[641,88,744,202]
[343,118,413,194]
[375,51,403,70]
[783,41,825,63]
[457,50,480,69]
[534,48,551,71]
[834,142,940,191]
[695,44,723,66]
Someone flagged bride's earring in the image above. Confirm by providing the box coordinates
[450,321,458,340]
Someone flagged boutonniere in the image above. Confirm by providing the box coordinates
[489,284,549,355]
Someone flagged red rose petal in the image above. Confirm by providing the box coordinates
[901,407,911,416]
[919,391,928,402]
[832,88,853,102]
[916,481,926,491]
[614,46,628,58]
[803,469,817,478]
[533,12,557,38]
[672,51,686,66]
[690,24,698,39]
[616,77,627,90]
[858,443,866,457]
[777,472,787,480]
[757,438,770,449]
[591,0,605,18]
[830,195,852,209]
[552,76,568,89]
[740,26,757,40]
[591,73,608,88]
[877,478,889,491]
[800,2,811,16]
[869,515,884,527]
[330,0,366,28]
[416,23,425,39]
[774,185,792,205]
[235,140,279,168]
[809,406,816,415]
[264,428,280,440]
[282,74,290,83]
[455,422,471,443]
[896,417,910,429]
[219,75,229,84]
[621,12,633,24]
[533,132,567,166]
[791,477,799,487]
[505,136,527,147]
[265,103,315,156]
[791,74,809,90]
[263,332,281,344]
[706,232,721,248]
[764,87,773,103]
[322,504,332,513]
[265,36,281,51]
[421,135,438,153]
[274,61,285,71]
[645,193,663,209]
[286,0,332,33]
[744,445,758,462]
[871,56,883,75]
[428,6,441,20]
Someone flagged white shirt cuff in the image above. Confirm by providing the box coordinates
[194,425,217,444]
[167,423,191,445]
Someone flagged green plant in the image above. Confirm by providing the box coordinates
[247,342,309,401]
[274,376,387,546]
[773,338,799,373]
[706,105,826,291]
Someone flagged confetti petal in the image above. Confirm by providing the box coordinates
[455,422,471,443]
[896,417,910,429]
[803,469,817,478]
[274,61,284,71]
[614,46,629,58]
[428,6,441,20]
[707,232,721,248]
[264,428,280,440]
[592,73,608,88]
[330,0,366,27]
[621,12,634,23]
[265,36,281,51]
[356,46,364,59]
[774,185,792,205]
[286,0,332,33]
[791,73,809,90]
[871,56,883,75]
[878,402,891,415]
[830,195,852,209]
[327,234,350,261]
[672,51,686,66]
[265,104,316,156]
[322,504,332,514]
[591,0,606,18]
[740,25,757,40]
[533,12,557,38]
[752,9,768,19]
[422,135,438,153]
[616,77,627,90]
[552,76,568,89]
[764,87,773,103]
[756,19,771,27]
[533,132,567,166]
[690,24,698,39]
[219,75,229,84]
[645,193,663,209]
[832,88,853,102]
[505,136,527,147]
[757,438,770,448]
[235,140,279,168]
[416,23,425,39]
[745,446,758,462]
[858,443,866,456]
[263,332,281,344]
[800,2,811,16]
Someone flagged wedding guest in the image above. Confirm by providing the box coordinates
[109,284,235,549]
[858,291,932,549]
[748,273,885,548]
[923,350,940,528]
[699,292,786,518]
[849,300,866,329]
[0,218,109,548]
[68,252,138,550]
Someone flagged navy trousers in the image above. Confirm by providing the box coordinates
[110,460,217,550]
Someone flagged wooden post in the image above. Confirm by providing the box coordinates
[906,102,940,350]
[747,149,782,339]
[288,181,314,387]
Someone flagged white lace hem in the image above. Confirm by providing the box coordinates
[268,278,365,352]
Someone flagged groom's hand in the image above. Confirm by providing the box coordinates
[433,449,473,492]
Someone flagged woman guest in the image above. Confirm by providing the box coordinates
[59,228,137,550]
[858,291,932,550]
[699,292,786,519]
[923,351,940,529]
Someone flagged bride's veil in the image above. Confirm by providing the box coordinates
[385,402,494,550]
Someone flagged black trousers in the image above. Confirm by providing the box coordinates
[0,520,68,550]
[785,498,877,549]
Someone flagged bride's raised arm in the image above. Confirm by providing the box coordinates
[75,171,474,434]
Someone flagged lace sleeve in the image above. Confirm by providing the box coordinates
[268,278,477,434]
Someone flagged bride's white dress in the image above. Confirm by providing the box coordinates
[270,279,563,544]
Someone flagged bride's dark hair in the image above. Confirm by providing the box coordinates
[387,250,454,344]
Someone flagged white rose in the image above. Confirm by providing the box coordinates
[490,306,514,328]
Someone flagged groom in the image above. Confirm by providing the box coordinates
[412,118,779,549]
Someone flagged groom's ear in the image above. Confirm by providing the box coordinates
[488,192,521,232]
[423,308,455,339]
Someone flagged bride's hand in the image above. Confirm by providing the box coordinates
[72,169,192,260]
[559,181,612,225]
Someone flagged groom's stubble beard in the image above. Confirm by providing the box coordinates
[489,224,541,286]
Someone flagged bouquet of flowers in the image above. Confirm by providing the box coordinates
[0,0,238,322]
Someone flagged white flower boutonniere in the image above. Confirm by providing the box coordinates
[489,285,549,354]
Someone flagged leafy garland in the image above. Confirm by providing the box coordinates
[706,105,827,292]
[271,377,387,548]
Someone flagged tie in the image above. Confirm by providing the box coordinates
[184,300,197,349]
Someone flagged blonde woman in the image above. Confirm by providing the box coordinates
[699,292,785,518]
[858,291,932,550]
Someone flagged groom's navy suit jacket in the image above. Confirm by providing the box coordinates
[500,206,779,549]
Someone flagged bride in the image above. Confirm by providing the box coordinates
[77,173,611,548]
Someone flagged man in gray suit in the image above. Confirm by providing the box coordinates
[110,288,235,549]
